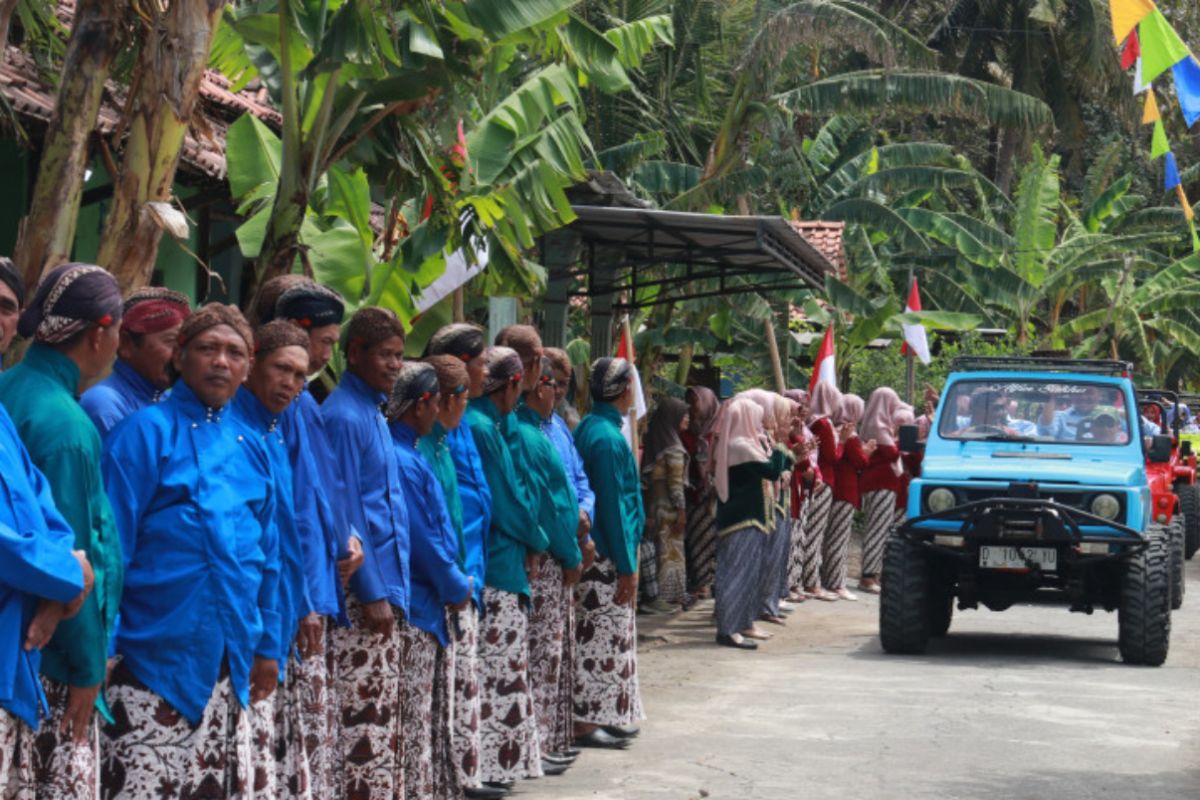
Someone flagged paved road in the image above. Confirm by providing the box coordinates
[520,557,1200,800]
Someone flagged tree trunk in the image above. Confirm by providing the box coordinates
[15,0,127,293]
[993,126,1024,196]
[96,0,223,295]
[0,0,19,51]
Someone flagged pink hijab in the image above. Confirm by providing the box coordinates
[809,382,843,421]
[833,393,865,427]
[714,397,768,503]
[861,387,903,447]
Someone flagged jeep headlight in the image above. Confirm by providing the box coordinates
[927,488,957,513]
[1090,493,1121,521]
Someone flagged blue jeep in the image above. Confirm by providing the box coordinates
[880,357,1176,666]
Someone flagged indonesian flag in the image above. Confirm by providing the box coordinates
[901,278,932,365]
[808,324,837,392]
[616,325,647,454]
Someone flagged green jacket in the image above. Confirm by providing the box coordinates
[465,397,548,596]
[0,345,123,688]
[715,447,794,537]
[514,404,582,570]
[418,422,465,563]
[573,402,645,576]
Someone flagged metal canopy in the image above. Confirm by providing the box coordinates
[562,205,837,309]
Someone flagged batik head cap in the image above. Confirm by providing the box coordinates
[0,257,23,308]
[386,361,440,418]
[275,282,345,329]
[178,303,253,352]
[424,322,486,361]
[590,356,633,402]
[482,346,523,395]
[18,263,122,344]
[122,287,191,335]
[424,354,469,396]
[494,324,542,364]
[343,306,404,354]
[254,274,312,325]
[254,319,310,357]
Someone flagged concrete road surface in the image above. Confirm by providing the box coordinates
[519,558,1200,800]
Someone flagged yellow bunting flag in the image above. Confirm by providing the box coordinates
[1178,184,1195,222]
[1142,89,1161,123]
[1112,0,1156,44]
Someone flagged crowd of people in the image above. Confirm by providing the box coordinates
[0,255,929,800]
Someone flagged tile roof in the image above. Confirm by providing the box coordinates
[788,220,846,280]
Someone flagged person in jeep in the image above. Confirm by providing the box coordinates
[1038,385,1103,439]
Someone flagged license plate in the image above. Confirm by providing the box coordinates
[979,546,1058,571]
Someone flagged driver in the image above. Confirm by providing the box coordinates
[1038,386,1103,439]
[958,390,1017,436]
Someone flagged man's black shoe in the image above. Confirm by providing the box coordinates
[603,724,640,739]
[540,759,571,776]
[464,786,509,799]
[574,728,631,749]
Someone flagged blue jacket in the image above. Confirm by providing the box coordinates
[80,359,165,440]
[0,406,84,729]
[445,425,490,611]
[102,381,283,724]
[233,388,310,679]
[391,421,471,645]
[321,372,410,612]
[280,387,348,625]
[542,412,596,525]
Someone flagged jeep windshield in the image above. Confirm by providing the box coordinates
[939,379,1131,445]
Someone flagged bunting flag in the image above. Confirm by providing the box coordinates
[1190,218,1200,252]
[1133,57,1150,94]
[1142,89,1160,123]
[1164,151,1181,190]
[1176,184,1195,222]
[1111,0,1156,45]
[1121,29,1141,69]
[1138,9,1191,84]
[1151,119,1170,157]
[1172,55,1200,127]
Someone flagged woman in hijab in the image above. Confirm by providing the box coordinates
[758,395,800,624]
[712,398,794,649]
[858,388,904,594]
[682,387,720,597]
[784,390,815,601]
[641,396,691,611]
[895,403,922,523]
[803,381,842,601]
[824,393,873,600]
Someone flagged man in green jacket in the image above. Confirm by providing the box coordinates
[514,356,584,770]
[0,263,124,798]
[572,357,646,750]
[465,346,549,789]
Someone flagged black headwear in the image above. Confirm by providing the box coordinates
[424,323,486,361]
[275,283,346,329]
[18,263,122,344]
[386,361,440,418]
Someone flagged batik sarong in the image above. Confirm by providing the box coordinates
[0,708,33,800]
[249,658,310,799]
[399,622,437,799]
[100,663,252,800]
[430,630,459,800]
[787,498,808,591]
[821,499,855,590]
[802,483,832,589]
[861,489,898,578]
[759,510,792,617]
[450,606,482,790]
[331,594,403,799]
[715,524,767,637]
[31,677,98,800]
[574,557,644,728]
[685,488,717,593]
[528,557,571,753]
[294,618,338,800]
[477,587,542,784]
[554,591,577,754]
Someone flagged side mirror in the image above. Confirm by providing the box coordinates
[898,424,922,453]
[1181,439,1193,457]
[1148,434,1174,463]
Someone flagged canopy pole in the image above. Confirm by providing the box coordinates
[765,316,786,393]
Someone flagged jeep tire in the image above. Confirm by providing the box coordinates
[1169,516,1185,611]
[1118,527,1171,666]
[928,585,953,638]
[880,536,931,654]
[1176,482,1200,560]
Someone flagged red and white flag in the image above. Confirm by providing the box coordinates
[808,324,837,392]
[901,278,932,365]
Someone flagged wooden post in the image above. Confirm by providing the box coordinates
[764,316,786,393]
[623,314,640,461]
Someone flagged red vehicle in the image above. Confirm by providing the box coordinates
[1139,391,1192,607]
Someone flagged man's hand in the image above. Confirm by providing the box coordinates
[63,551,94,619]
[614,573,638,607]
[576,510,592,540]
[580,539,597,572]
[525,551,542,579]
[449,577,474,613]
[561,566,582,588]
[338,536,364,587]
[295,613,325,659]
[25,599,67,651]
[249,657,279,703]
[61,684,101,744]
[360,599,394,638]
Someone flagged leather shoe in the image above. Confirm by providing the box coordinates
[603,724,640,739]
[543,752,576,765]
[716,633,758,650]
[541,759,571,776]
[575,728,631,749]
[482,780,514,792]
[465,786,509,799]
[552,747,581,758]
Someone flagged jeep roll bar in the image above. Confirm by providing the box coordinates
[948,356,1133,375]
[1137,389,1183,437]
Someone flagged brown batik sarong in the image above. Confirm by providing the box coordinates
[331,594,404,799]
[449,605,482,790]
[100,663,252,800]
[477,587,542,784]
[295,617,338,800]
[574,556,645,728]
[0,708,34,800]
[249,659,311,799]
[430,629,459,800]
[528,557,573,753]
[30,677,98,800]
[398,623,437,799]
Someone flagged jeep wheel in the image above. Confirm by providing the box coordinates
[1169,516,1185,611]
[928,586,953,638]
[1118,527,1171,666]
[880,537,931,654]
[1176,482,1200,560]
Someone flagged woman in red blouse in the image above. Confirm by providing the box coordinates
[823,394,875,600]
[802,382,842,601]
[858,388,904,594]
